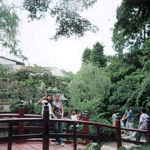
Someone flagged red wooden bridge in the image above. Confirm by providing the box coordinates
[0,104,150,150]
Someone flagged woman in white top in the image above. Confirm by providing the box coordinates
[37,94,53,119]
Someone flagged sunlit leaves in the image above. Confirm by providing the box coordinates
[23,0,50,20]
[23,0,98,39]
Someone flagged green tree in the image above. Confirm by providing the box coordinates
[110,0,150,117]
[0,0,99,57]
[6,66,71,114]
[68,64,111,121]
[113,0,150,55]
[23,0,98,40]
[0,64,13,100]
[91,42,107,67]
[82,48,91,65]
[0,0,26,59]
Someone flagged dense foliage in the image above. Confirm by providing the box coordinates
[0,65,70,114]
[73,0,150,126]
[68,64,111,122]
[113,0,150,55]
[82,42,107,67]
[108,0,150,120]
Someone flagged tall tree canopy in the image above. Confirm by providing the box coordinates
[82,42,107,67]
[0,0,99,58]
[112,0,150,55]
[68,64,111,121]
[23,0,98,40]
[82,48,91,65]
[109,0,150,117]
[91,42,107,67]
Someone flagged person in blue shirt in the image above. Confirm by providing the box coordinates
[122,105,134,137]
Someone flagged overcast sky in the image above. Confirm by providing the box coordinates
[4,0,122,73]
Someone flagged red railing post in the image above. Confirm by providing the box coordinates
[96,126,100,144]
[18,101,24,135]
[73,122,77,150]
[42,102,49,150]
[146,116,150,144]
[115,113,121,150]
[83,111,89,144]
[8,122,13,150]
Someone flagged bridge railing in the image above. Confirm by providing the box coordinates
[0,117,117,150]
[0,103,150,150]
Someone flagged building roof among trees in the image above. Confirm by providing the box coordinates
[0,56,25,65]
[46,67,67,77]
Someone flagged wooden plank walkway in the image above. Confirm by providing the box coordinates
[0,141,141,150]
[0,141,86,150]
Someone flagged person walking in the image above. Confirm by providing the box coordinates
[136,108,149,141]
[52,93,64,146]
[122,105,134,137]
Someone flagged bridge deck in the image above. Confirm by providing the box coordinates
[0,141,86,150]
[0,141,140,150]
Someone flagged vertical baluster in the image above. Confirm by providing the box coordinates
[18,101,24,135]
[96,125,100,144]
[66,123,70,143]
[115,113,121,150]
[42,102,49,150]
[73,122,77,150]
[83,111,89,144]
[8,121,13,150]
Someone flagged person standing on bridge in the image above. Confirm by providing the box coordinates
[112,110,117,126]
[122,105,134,137]
[52,93,64,146]
[136,108,149,141]
[71,109,80,121]
[37,94,53,119]
[70,109,80,128]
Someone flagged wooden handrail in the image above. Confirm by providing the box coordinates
[0,113,42,118]
[0,118,43,122]
[0,104,150,150]
[0,117,149,150]
[0,117,116,150]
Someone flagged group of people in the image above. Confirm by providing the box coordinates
[37,93,81,146]
[112,105,149,141]
[37,94,149,144]
[37,93,64,146]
